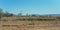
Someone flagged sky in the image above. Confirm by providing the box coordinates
[0,0,60,15]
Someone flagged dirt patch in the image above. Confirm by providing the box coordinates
[0,20,60,30]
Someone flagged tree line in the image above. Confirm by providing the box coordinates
[0,8,16,19]
[0,8,60,21]
[0,8,31,19]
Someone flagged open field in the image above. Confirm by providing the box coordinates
[0,0,60,30]
[0,20,60,30]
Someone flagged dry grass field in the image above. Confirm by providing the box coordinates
[0,20,60,30]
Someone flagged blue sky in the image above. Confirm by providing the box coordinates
[0,0,60,15]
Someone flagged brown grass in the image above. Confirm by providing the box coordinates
[0,20,60,30]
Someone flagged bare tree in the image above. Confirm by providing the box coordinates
[18,12,22,17]
[0,8,3,20]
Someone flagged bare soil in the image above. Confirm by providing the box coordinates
[0,20,60,30]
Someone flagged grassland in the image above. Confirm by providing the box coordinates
[0,16,58,21]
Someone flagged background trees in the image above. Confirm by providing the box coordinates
[18,12,22,17]
[0,8,3,19]
[0,8,15,18]
[4,11,14,17]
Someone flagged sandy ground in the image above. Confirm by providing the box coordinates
[0,20,60,30]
